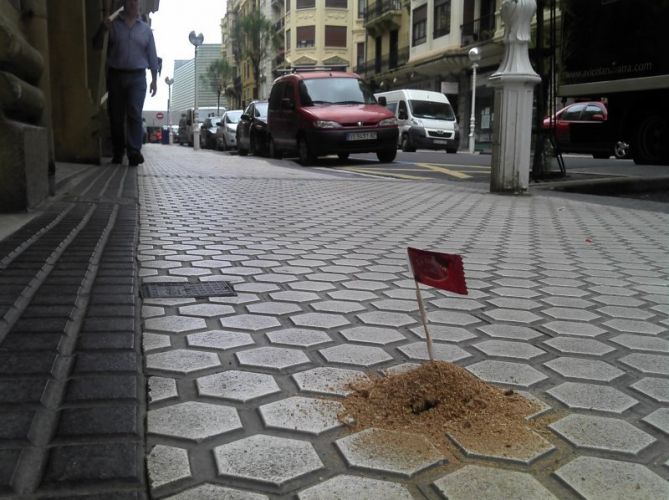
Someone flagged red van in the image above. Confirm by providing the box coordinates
[267,71,399,165]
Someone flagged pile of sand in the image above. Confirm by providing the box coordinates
[339,361,546,458]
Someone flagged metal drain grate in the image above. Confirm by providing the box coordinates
[141,282,236,299]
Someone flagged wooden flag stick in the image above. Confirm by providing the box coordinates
[414,279,434,362]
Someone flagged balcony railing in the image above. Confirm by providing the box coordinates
[365,0,401,25]
[460,13,496,47]
[356,46,409,75]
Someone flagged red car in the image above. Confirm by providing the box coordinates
[543,101,629,159]
[267,71,398,165]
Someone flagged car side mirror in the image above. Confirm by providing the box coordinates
[281,98,295,110]
[377,96,386,106]
[216,122,222,126]
[591,113,605,122]
[398,111,408,120]
[240,114,251,121]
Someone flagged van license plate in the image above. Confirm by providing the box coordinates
[347,132,377,141]
[433,139,448,145]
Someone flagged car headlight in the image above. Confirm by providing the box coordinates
[378,117,398,127]
[314,120,341,128]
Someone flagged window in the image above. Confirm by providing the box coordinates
[561,104,585,120]
[285,0,290,12]
[326,0,347,7]
[433,0,451,38]
[582,104,605,120]
[286,29,291,50]
[412,5,427,46]
[398,101,408,119]
[358,0,365,18]
[356,42,365,70]
[269,83,284,110]
[296,0,315,8]
[296,25,315,48]
[325,26,347,47]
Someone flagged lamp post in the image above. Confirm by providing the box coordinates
[189,30,204,150]
[165,76,174,144]
[468,47,481,154]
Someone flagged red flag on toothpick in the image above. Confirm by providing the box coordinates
[407,247,468,295]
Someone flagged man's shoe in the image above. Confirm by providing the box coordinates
[128,151,144,167]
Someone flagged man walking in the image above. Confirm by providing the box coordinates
[95,0,159,166]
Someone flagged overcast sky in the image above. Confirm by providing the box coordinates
[144,0,228,111]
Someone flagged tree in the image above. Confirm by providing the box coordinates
[237,10,280,99]
[201,58,233,115]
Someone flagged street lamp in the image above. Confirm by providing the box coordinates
[165,76,174,144]
[468,47,481,154]
[189,30,204,150]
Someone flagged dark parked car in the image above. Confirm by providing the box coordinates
[543,101,629,159]
[236,101,269,156]
[199,116,223,149]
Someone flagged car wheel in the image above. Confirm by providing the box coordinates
[337,153,349,161]
[401,134,416,153]
[446,147,458,154]
[269,137,282,159]
[614,141,629,159]
[237,132,247,156]
[298,136,315,166]
[633,114,669,164]
[377,148,397,163]
[250,133,260,156]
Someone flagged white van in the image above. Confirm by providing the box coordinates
[374,89,459,153]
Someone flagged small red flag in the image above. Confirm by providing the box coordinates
[407,247,468,295]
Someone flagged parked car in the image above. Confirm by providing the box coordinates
[236,101,269,156]
[267,71,398,165]
[543,101,630,159]
[199,116,223,149]
[215,110,243,151]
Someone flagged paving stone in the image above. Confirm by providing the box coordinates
[427,310,480,326]
[603,319,664,335]
[550,414,656,455]
[547,382,638,413]
[269,290,319,302]
[448,427,554,465]
[247,301,303,315]
[340,326,406,345]
[144,315,206,333]
[642,408,669,435]
[197,370,280,402]
[288,281,336,292]
[290,312,350,329]
[320,344,393,367]
[260,396,343,435]
[630,377,669,403]
[487,297,542,310]
[235,283,280,293]
[147,445,191,489]
[620,353,669,376]
[593,295,646,307]
[219,314,280,331]
[481,309,542,324]
[473,340,545,360]
[186,330,254,350]
[466,360,547,387]
[42,443,139,485]
[543,307,600,321]
[542,321,607,337]
[266,328,332,347]
[612,334,669,353]
[148,376,178,403]
[178,303,235,317]
[489,287,541,298]
[429,297,485,310]
[328,289,378,301]
[148,402,241,442]
[598,306,655,320]
[298,475,413,500]
[555,456,669,499]
[541,296,594,308]
[164,484,268,500]
[146,349,220,374]
[236,346,311,371]
[478,324,543,340]
[214,435,323,486]
[143,333,171,352]
[434,464,558,500]
[409,324,476,342]
[169,267,211,277]
[398,342,471,362]
[544,357,624,382]
[342,280,389,291]
[336,428,443,477]
[210,293,259,305]
[357,311,416,327]
[543,337,614,356]
[311,300,366,314]
[292,367,367,396]
[56,405,137,437]
[143,298,196,307]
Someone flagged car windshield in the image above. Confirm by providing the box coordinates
[225,111,242,123]
[300,77,376,106]
[409,100,455,120]
[254,102,268,119]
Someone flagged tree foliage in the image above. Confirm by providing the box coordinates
[201,58,233,112]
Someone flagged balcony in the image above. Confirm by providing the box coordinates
[356,46,409,76]
[460,13,496,47]
[365,0,402,38]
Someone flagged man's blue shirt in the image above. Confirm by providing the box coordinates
[107,15,158,73]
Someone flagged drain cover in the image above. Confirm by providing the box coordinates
[141,282,236,299]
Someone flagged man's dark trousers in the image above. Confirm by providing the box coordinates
[107,68,146,161]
